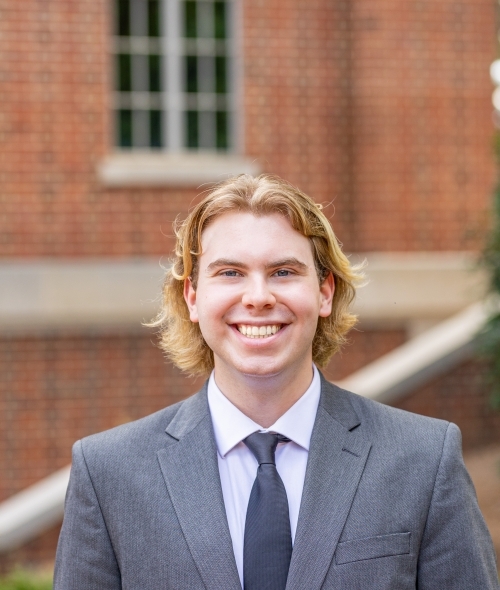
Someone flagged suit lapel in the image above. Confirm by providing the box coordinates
[286,378,372,590]
[157,387,241,590]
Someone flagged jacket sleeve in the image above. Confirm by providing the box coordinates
[54,440,121,590]
[417,422,499,589]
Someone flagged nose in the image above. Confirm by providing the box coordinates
[241,274,276,310]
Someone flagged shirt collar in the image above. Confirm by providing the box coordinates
[207,366,321,458]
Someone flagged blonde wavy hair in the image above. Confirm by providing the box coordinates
[149,174,363,375]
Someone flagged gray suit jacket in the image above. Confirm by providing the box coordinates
[54,376,499,589]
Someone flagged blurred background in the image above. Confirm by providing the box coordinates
[0,0,499,578]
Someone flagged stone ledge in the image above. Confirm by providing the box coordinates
[0,466,70,553]
[97,152,261,187]
[351,251,487,327]
[337,300,494,404]
[0,253,488,335]
[0,259,165,335]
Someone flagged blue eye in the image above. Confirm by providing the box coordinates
[222,270,239,277]
[275,269,291,277]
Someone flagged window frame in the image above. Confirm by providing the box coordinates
[111,0,242,153]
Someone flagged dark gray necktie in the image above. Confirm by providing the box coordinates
[243,432,292,590]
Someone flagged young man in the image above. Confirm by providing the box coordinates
[55,175,499,589]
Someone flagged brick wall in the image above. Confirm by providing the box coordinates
[0,0,495,257]
[243,0,497,251]
[0,0,499,574]
[344,0,497,252]
[323,327,407,381]
[0,332,205,502]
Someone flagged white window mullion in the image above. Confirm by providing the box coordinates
[164,0,183,151]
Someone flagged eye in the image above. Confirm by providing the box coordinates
[274,269,292,277]
[220,270,241,277]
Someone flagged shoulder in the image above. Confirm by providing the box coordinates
[322,382,468,495]
[353,387,448,432]
[323,379,453,454]
[75,390,201,465]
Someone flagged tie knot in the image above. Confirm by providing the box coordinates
[243,432,289,465]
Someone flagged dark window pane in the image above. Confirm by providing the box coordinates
[186,55,198,92]
[118,54,132,91]
[215,56,226,94]
[216,111,228,150]
[185,1,197,38]
[186,110,198,148]
[150,110,162,147]
[149,54,161,92]
[148,0,161,37]
[214,2,226,39]
[118,110,133,147]
[117,0,130,36]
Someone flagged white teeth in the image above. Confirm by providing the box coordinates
[237,324,282,339]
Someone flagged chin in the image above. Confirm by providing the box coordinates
[231,357,289,379]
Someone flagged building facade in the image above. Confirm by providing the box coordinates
[0,0,499,571]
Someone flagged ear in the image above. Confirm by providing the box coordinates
[319,272,335,318]
[183,277,199,323]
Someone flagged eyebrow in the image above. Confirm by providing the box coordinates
[266,258,308,271]
[205,257,309,273]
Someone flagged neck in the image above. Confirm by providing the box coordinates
[213,363,314,428]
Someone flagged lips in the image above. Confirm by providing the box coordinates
[236,324,283,339]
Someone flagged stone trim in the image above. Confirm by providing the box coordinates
[97,152,261,187]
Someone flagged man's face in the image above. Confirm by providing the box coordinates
[184,211,334,383]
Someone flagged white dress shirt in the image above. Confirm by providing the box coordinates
[207,366,321,588]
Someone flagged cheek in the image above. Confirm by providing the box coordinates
[195,293,230,328]
[285,284,322,314]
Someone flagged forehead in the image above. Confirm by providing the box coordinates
[199,211,314,263]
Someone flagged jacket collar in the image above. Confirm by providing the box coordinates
[161,373,371,590]
[165,371,361,441]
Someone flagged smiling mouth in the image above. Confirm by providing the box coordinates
[237,324,283,339]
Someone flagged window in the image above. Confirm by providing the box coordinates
[113,0,234,151]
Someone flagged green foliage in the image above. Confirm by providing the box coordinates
[483,180,500,295]
[480,133,500,409]
[0,570,52,590]
[479,313,500,409]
